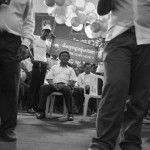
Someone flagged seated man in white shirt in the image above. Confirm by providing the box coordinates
[36,51,76,121]
[73,63,94,113]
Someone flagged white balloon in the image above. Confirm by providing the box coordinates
[55,16,66,24]
[101,14,110,21]
[64,0,72,6]
[76,11,87,24]
[44,0,55,7]
[66,5,76,17]
[86,12,98,24]
[84,2,95,14]
[54,6,66,17]
[101,32,106,38]
[65,13,78,27]
[85,25,93,38]
[47,4,58,16]
[65,18,72,27]
[72,24,83,31]
[66,13,77,20]
[71,17,80,27]
[75,0,86,11]
[86,32,94,39]
[53,43,60,50]
[92,30,102,38]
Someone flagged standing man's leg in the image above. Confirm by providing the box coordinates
[73,87,84,113]
[34,63,47,110]
[0,34,21,141]
[120,44,150,150]
[27,62,40,112]
[90,32,133,150]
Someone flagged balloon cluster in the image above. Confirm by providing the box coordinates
[44,0,108,39]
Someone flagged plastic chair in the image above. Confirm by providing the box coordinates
[83,74,103,120]
[45,92,67,118]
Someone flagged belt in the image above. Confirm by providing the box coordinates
[56,82,65,84]
[126,26,135,33]
[0,30,19,38]
[34,61,47,65]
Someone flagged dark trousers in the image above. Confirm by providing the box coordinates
[91,31,150,150]
[27,61,47,109]
[38,84,73,114]
[73,87,84,107]
[0,33,21,131]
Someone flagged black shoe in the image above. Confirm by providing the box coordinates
[36,112,45,119]
[88,148,99,150]
[89,143,108,150]
[67,114,74,121]
[0,130,17,142]
[27,108,36,113]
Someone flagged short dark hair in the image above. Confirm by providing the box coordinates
[84,62,91,68]
[59,51,70,59]
[43,29,51,33]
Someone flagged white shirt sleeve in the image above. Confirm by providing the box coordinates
[22,0,35,49]
[77,74,84,88]
[46,66,54,80]
[69,68,77,81]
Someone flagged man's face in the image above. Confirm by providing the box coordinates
[59,53,70,63]
[74,68,79,76]
[41,29,50,38]
[52,54,58,59]
[85,65,91,74]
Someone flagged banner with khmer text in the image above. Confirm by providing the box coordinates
[52,38,98,64]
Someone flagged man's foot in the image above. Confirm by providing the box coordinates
[27,108,36,113]
[36,112,45,119]
[0,130,17,142]
[67,114,74,121]
[143,118,150,124]
[89,143,109,150]
[88,148,99,150]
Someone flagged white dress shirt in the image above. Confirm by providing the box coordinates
[33,36,50,62]
[77,72,94,88]
[0,0,35,48]
[106,0,150,45]
[46,64,77,85]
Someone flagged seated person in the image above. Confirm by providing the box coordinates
[18,68,27,110]
[47,52,59,71]
[36,51,76,121]
[74,67,80,77]
[73,63,95,113]
[18,58,33,110]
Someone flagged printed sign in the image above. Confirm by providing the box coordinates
[51,38,98,63]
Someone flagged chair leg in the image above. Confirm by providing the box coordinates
[45,95,51,117]
[49,95,55,117]
[97,98,102,112]
[83,96,90,121]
